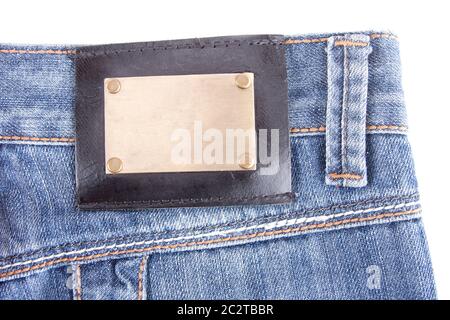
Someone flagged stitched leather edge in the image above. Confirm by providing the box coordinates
[0,33,397,56]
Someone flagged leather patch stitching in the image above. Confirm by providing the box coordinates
[76,39,283,57]
[81,192,295,206]
[0,34,396,56]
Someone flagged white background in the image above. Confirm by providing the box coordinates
[1,0,449,299]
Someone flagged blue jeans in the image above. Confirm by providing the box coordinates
[0,31,436,300]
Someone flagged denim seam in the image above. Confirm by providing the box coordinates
[342,45,349,175]
[0,49,76,55]
[284,33,397,45]
[328,173,363,180]
[0,201,420,272]
[365,125,408,131]
[0,206,421,280]
[137,256,148,301]
[73,264,82,301]
[0,126,408,144]
[0,201,420,270]
[0,136,76,143]
[289,125,408,133]
[0,193,419,263]
[334,40,370,47]
[290,126,327,133]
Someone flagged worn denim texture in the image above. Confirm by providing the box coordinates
[0,31,436,300]
[325,34,372,187]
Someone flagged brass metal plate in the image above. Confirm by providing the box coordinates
[104,73,256,174]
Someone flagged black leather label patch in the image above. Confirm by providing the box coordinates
[75,35,293,209]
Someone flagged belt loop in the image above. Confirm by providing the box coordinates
[325,34,372,188]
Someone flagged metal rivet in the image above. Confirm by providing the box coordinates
[235,73,252,89]
[107,157,123,173]
[107,79,121,94]
[239,153,255,170]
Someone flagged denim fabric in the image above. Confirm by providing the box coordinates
[0,31,436,300]
[325,34,372,187]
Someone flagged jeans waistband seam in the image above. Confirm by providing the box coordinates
[0,196,421,280]
[284,33,397,45]
[0,125,408,145]
[0,194,419,264]
[0,33,397,56]
[0,206,421,280]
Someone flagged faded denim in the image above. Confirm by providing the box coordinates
[0,31,436,300]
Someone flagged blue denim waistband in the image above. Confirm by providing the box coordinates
[0,31,425,286]
[0,31,406,142]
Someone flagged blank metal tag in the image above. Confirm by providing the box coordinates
[104,73,256,174]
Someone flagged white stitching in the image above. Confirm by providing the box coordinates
[0,201,420,271]
[290,130,408,137]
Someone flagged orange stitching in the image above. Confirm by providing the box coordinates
[290,125,408,134]
[0,49,76,55]
[334,40,369,47]
[0,135,76,143]
[283,38,328,45]
[366,125,408,131]
[0,208,420,280]
[0,125,407,144]
[137,256,148,301]
[329,173,363,180]
[74,265,82,301]
[283,33,397,45]
[290,126,326,133]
